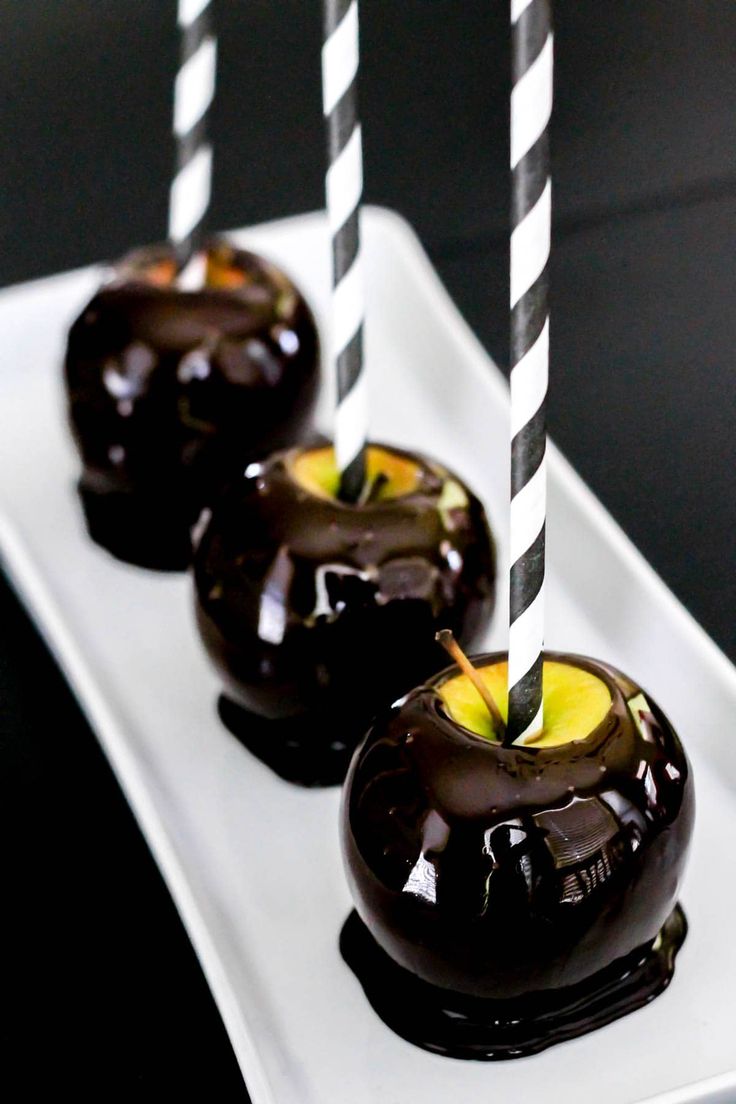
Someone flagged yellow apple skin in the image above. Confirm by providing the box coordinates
[438,658,612,747]
[290,444,423,502]
[342,650,694,1003]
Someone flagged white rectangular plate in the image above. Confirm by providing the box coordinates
[1,209,736,1104]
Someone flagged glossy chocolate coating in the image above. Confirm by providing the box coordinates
[342,652,693,1005]
[193,445,496,759]
[64,241,320,569]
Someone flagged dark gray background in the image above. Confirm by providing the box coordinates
[1,1,734,1097]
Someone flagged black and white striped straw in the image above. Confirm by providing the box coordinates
[507,0,553,744]
[169,0,217,288]
[322,0,368,502]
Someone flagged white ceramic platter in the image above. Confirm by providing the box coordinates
[1,209,735,1104]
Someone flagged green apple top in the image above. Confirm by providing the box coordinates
[290,444,464,505]
[438,659,612,748]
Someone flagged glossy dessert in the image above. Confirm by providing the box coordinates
[193,443,496,785]
[64,241,320,570]
[341,652,694,1057]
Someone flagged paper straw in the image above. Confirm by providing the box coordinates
[169,0,217,288]
[507,0,553,744]
[322,0,368,501]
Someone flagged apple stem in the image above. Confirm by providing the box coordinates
[358,471,389,506]
[435,629,507,741]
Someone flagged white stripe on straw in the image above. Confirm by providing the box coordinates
[173,37,216,137]
[510,177,551,307]
[322,0,360,115]
[510,34,554,169]
[168,146,212,276]
[511,0,537,21]
[510,319,549,436]
[179,0,211,25]
[335,370,369,474]
[332,249,365,358]
[509,464,546,566]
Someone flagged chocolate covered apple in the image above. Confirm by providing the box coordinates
[341,650,694,1058]
[192,443,496,785]
[64,241,319,569]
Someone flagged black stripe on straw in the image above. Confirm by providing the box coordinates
[332,206,360,284]
[325,0,352,30]
[181,7,210,63]
[510,523,546,622]
[512,0,551,79]
[175,113,209,176]
[512,131,550,226]
[510,262,549,364]
[338,448,366,505]
[336,323,365,505]
[507,654,545,737]
[511,403,547,496]
[325,82,359,164]
[336,324,363,407]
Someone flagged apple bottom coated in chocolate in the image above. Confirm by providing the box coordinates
[193,444,496,787]
[64,241,319,571]
[340,653,694,1058]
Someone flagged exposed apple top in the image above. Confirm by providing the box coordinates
[438,659,612,748]
[114,239,299,308]
[289,444,464,506]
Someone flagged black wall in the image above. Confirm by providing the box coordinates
[1,0,734,656]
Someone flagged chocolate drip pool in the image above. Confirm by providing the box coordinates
[217,695,356,788]
[341,904,686,1059]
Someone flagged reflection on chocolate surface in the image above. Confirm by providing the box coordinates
[341,652,694,1057]
[193,444,496,785]
[64,241,320,570]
